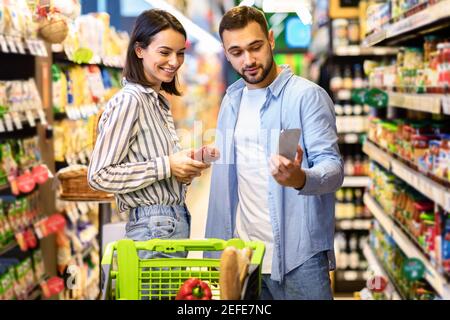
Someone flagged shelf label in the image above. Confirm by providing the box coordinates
[0,35,9,53]
[344,133,359,144]
[443,96,450,115]
[403,258,425,281]
[15,37,26,55]
[3,114,14,131]
[37,108,47,125]
[26,110,36,127]
[25,39,37,56]
[5,36,18,53]
[38,40,48,57]
[0,119,5,132]
[11,112,22,130]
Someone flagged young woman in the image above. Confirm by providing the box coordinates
[88,9,211,258]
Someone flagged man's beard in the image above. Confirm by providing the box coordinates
[238,54,274,85]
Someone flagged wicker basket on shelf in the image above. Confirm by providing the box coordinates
[38,14,69,44]
[56,165,114,202]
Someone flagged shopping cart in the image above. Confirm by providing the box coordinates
[100,238,265,300]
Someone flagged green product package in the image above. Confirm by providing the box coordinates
[365,88,388,109]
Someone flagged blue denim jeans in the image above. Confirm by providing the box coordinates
[260,251,333,300]
[125,204,191,259]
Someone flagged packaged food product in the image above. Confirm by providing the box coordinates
[411,134,431,166]
[332,19,349,49]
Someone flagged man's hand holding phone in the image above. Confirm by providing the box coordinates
[270,129,306,189]
[270,145,306,189]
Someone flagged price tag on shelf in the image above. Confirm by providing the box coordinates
[26,39,41,56]
[77,202,90,215]
[343,271,358,281]
[0,119,5,132]
[26,110,36,127]
[78,151,87,164]
[37,108,47,125]
[443,96,450,115]
[344,133,359,144]
[340,220,352,230]
[14,37,26,55]
[11,112,22,130]
[80,105,88,119]
[445,194,450,212]
[0,35,9,53]
[3,114,14,131]
[37,40,48,57]
[5,35,18,53]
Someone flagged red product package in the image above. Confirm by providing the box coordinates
[40,276,65,298]
[190,146,220,164]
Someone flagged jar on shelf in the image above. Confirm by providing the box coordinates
[347,19,360,45]
[332,19,349,49]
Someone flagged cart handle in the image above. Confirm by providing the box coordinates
[101,238,265,265]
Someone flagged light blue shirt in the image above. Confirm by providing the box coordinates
[205,65,344,282]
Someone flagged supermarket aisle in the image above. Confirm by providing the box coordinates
[185,168,212,240]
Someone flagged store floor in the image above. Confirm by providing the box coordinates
[185,168,212,258]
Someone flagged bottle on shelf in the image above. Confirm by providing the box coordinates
[344,102,354,116]
[335,100,344,116]
[343,65,353,90]
[330,66,343,92]
[353,64,364,89]
[336,188,346,219]
[354,188,365,218]
[345,188,356,219]
[349,234,360,270]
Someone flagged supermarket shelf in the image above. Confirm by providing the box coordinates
[335,89,352,101]
[363,140,450,211]
[0,121,39,140]
[336,219,372,231]
[26,284,42,300]
[342,176,370,188]
[362,242,402,300]
[362,140,391,170]
[335,269,369,281]
[0,35,48,57]
[364,193,450,299]
[336,116,368,134]
[338,133,365,144]
[0,241,18,257]
[52,51,124,69]
[273,48,308,54]
[0,183,10,193]
[363,0,450,47]
[388,91,450,115]
[334,46,398,56]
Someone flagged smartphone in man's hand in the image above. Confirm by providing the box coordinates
[278,129,301,161]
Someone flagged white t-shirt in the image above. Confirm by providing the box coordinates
[234,86,274,274]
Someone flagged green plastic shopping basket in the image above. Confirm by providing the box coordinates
[101,238,265,300]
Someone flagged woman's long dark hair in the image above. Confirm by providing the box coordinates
[123,9,186,95]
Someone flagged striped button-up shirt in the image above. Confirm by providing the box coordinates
[88,81,186,212]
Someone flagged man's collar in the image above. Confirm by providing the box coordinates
[225,65,294,98]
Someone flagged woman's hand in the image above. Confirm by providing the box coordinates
[169,149,210,184]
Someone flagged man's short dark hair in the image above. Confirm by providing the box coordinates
[219,6,269,40]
